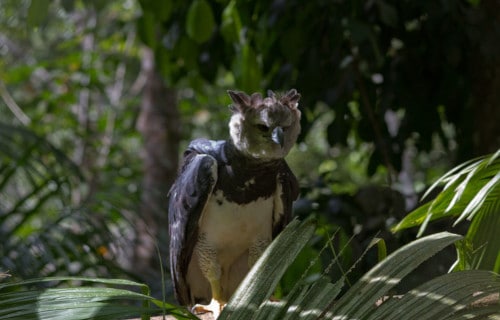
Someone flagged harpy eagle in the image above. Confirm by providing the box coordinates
[168,89,301,316]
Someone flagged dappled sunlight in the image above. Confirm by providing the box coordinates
[367,275,401,285]
[407,289,465,311]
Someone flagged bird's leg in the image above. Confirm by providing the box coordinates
[193,239,225,318]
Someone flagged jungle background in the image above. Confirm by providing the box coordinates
[0,0,499,312]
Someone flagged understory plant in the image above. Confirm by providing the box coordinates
[392,150,500,273]
[2,219,498,319]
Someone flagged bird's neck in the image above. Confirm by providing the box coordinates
[224,140,282,169]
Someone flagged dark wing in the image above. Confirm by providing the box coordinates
[168,145,218,306]
[273,161,299,238]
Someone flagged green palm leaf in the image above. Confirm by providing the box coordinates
[392,151,500,272]
[0,277,197,320]
[219,220,499,319]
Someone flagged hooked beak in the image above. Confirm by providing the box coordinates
[271,126,284,148]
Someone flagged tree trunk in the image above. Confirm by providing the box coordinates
[469,1,500,156]
[134,47,180,284]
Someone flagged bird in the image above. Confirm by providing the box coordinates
[168,89,301,317]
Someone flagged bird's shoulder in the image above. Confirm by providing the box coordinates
[182,138,227,164]
[187,138,225,156]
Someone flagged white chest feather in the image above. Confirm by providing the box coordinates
[199,190,274,263]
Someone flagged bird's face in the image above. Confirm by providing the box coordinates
[228,89,301,160]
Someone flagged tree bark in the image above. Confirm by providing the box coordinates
[134,47,180,283]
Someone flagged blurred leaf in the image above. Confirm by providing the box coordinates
[27,0,50,28]
[221,0,242,43]
[376,237,387,262]
[376,0,398,27]
[232,44,262,93]
[139,0,172,21]
[60,0,74,12]
[347,19,372,44]
[186,0,215,44]
[137,11,157,49]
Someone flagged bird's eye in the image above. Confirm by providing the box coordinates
[256,124,270,132]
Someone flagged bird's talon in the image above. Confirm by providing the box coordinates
[192,299,225,318]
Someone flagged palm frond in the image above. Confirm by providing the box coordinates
[0,123,132,279]
[0,277,197,320]
[219,219,500,319]
[392,151,500,272]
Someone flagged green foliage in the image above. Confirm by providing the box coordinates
[393,151,500,273]
[1,215,498,319]
[0,277,196,320]
[186,0,216,44]
[0,123,124,279]
[27,0,50,28]
[2,1,499,316]
[220,220,500,319]
[0,0,143,282]
[136,0,500,173]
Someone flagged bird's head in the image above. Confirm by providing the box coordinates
[228,89,301,160]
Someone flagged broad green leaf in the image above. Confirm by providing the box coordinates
[186,0,215,44]
[232,44,262,93]
[139,0,172,21]
[137,11,157,49]
[221,0,242,43]
[27,0,50,28]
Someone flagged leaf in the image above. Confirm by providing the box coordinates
[219,218,316,319]
[139,0,173,21]
[376,0,398,28]
[186,0,215,44]
[0,277,197,320]
[232,44,262,93]
[454,194,500,272]
[27,0,50,28]
[370,270,500,319]
[392,151,500,236]
[457,172,500,224]
[328,232,462,318]
[221,0,242,43]
[137,11,157,49]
